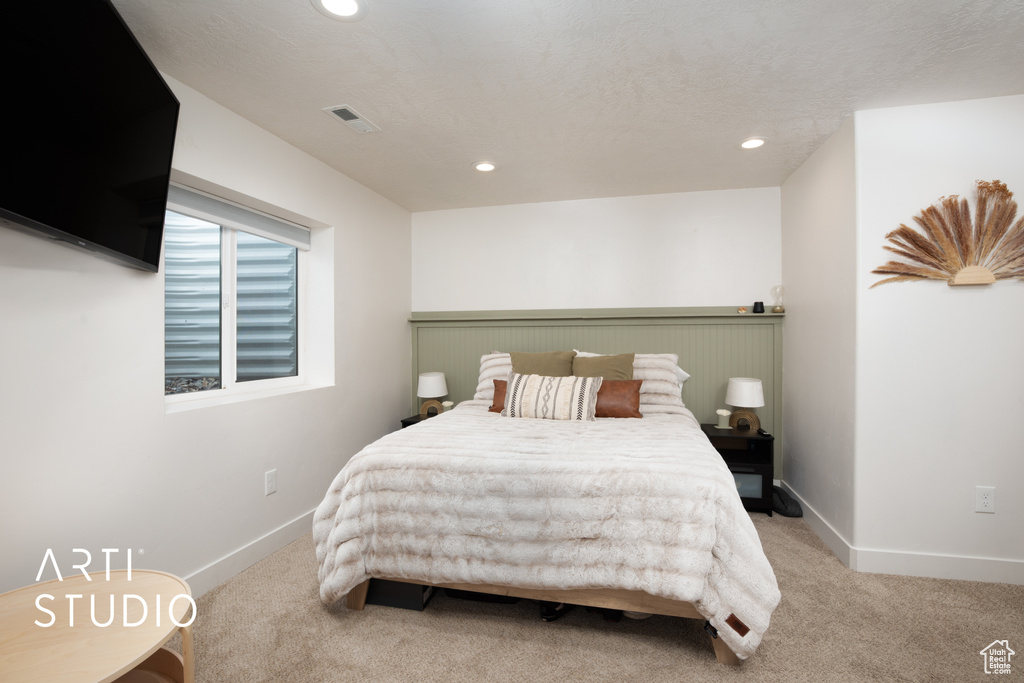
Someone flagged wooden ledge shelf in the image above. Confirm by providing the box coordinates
[410,306,784,323]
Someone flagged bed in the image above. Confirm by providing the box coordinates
[313,351,781,664]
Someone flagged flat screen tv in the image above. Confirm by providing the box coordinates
[1,0,179,272]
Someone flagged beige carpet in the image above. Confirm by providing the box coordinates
[183,516,1022,682]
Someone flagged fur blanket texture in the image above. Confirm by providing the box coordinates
[313,402,780,659]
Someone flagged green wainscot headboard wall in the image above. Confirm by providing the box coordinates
[409,306,784,476]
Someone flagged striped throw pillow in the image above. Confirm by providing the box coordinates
[502,373,603,421]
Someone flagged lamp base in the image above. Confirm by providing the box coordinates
[420,399,443,416]
[729,409,760,431]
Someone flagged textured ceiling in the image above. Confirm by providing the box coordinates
[113,0,1024,212]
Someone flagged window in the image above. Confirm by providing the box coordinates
[164,185,309,397]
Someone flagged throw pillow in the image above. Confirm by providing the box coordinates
[502,372,602,421]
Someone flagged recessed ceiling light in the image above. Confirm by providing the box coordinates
[740,137,767,150]
[474,162,497,172]
[311,0,367,21]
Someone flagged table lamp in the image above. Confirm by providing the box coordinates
[417,372,448,416]
[725,377,764,431]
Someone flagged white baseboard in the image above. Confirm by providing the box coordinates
[851,547,1024,585]
[779,482,852,567]
[185,509,314,598]
[781,483,1023,586]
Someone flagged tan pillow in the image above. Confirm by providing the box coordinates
[490,379,507,413]
[595,380,643,418]
[572,353,635,380]
[509,351,576,377]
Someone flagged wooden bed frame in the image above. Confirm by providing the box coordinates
[346,578,740,665]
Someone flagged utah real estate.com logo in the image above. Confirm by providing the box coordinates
[980,640,1014,675]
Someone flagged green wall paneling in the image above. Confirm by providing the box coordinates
[409,307,785,476]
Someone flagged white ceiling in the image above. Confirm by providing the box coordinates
[113,0,1024,212]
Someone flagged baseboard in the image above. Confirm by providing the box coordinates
[185,509,314,598]
[779,482,852,566]
[781,483,1023,586]
[851,547,1024,585]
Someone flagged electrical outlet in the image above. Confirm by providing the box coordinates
[265,469,277,496]
[975,486,995,513]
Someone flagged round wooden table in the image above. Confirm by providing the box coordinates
[0,570,194,683]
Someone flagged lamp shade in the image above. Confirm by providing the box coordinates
[725,377,764,408]
[416,372,448,398]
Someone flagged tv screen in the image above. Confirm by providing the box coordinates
[0,0,179,272]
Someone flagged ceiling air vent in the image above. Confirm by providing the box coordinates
[323,105,381,134]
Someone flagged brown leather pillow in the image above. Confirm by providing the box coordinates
[595,380,643,418]
[490,379,507,413]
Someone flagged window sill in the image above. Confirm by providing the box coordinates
[164,379,332,413]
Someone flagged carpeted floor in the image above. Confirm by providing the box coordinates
[182,515,1022,682]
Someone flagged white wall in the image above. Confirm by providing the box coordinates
[0,77,412,594]
[852,95,1024,583]
[412,188,782,311]
[779,118,858,561]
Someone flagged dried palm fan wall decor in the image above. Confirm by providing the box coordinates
[871,180,1024,287]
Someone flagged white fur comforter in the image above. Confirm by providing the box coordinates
[313,402,780,659]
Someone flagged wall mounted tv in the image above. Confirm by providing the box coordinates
[1,0,179,272]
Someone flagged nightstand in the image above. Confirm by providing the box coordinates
[400,413,433,428]
[701,423,774,515]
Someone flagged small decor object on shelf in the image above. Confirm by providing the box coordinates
[752,301,765,314]
[737,306,748,314]
[725,377,764,431]
[442,400,454,412]
[715,408,732,429]
[871,179,1024,288]
[770,285,785,313]
[417,371,448,416]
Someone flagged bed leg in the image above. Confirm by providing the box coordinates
[346,580,370,610]
[704,621,741,665]
[711,635,741,665]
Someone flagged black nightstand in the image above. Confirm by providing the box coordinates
[701,423,774,515]
[400,413,433,428]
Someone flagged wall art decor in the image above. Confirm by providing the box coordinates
[871,180,1024,287]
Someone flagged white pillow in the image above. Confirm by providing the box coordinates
[502,372,602,421]
[473,352,513,402]
[574,350,688,416]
